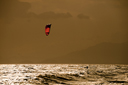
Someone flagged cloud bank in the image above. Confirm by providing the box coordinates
[77,14,90,19]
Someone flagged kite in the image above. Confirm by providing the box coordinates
[45,24,51,36]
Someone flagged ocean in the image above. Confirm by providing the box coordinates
[0,64,128,85]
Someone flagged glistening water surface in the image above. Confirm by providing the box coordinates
[0,64,128,85]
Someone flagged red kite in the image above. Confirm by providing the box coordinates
[45,24,51,36]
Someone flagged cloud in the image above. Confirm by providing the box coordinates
[26,12,38,18]
[77,14,90,19]
[0,0,31,18]
[37,11,72,19]
[0,0,72,22]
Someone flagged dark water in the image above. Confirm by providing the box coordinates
[0,64,128,85]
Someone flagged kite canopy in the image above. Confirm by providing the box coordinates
[45,24,51,36]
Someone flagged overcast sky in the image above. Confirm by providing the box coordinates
[0,0,128,63]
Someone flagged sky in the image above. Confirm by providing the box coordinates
[0,0,128,64]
